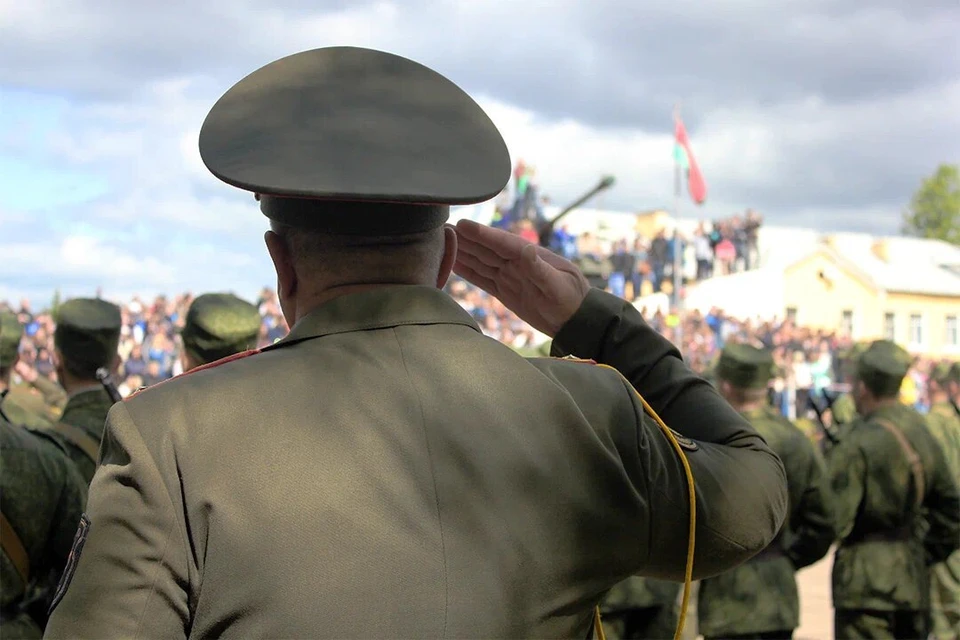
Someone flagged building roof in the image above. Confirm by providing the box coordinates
[767,229,960,297]
[451,205,960,297]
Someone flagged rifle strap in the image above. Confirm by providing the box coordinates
[1,511,30,585]
[51,422,100,464]
[874,417,925,511]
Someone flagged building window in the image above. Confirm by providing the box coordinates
[909,313,923,346]
[883,312,895,341]
[947,315,958,347]
[841,310,854,337]
[786,307,797,323]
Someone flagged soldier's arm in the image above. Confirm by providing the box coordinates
[44,403,189,640]
[552,289,788,579]
[49,455,88,568]
[784,434,836,570]
[30,374,68,409]
[921,439,960,566]
[825,437,867,540]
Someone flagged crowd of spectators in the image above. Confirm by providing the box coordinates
[493,212,765,302]
[3,275,948,420]
[490,161,765,300]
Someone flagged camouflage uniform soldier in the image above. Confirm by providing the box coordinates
[697,344,836,640]
[0,313,62,429]
[600,577,680,639]
[828,341,960,640]
[927,362,960,640]
[45,299,122,485]
[180,293,262,372]
[1,324,87,638]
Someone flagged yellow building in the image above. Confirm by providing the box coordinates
[782,235,960,357]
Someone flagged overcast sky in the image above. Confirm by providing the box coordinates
[2,0,958,305]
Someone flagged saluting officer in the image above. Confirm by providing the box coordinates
[45,46,787,639]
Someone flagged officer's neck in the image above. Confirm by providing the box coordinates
[860,395,899,416]
[289,277,440,325]
[59,369,101,398]
[727,398,765,413]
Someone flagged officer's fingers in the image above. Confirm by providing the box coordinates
[519,243,559,294]
[455,219,527,260]
[456,236,508,270]
[454,252,500,281]
[452,260,502,297]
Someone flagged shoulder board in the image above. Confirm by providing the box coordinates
[124,349,262,401]
[553,355,598,365]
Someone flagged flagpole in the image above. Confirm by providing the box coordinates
[672,104,684,351]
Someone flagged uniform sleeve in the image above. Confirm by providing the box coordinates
[552,289,789,580]
[32,376,68,409]
[784,435,836,570]
[825,437,866,540]
[921,439,960,566]
[44,402,190,640]
[49,458,88,570]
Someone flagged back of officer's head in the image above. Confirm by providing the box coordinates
[196,47,511,323]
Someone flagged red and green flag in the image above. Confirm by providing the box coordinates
[674,114,707,205]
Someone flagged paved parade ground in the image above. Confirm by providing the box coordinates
[794,551,835,640]
[678,550,835,640]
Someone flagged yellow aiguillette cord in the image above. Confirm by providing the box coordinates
[592,364,697,640]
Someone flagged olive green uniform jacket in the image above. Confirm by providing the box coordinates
[927,400,960,640]
[45,286,788,639]
[46,388,114,485]
[2,378,65,430]
[827,404,960,614]
[599,576,681,639]
[1,419,87,639]
[697,406,836,638]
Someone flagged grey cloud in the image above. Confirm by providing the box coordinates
[1,0,958,236]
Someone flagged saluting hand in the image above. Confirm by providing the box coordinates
[453,219,590,337]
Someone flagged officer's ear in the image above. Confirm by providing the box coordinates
[264,231,298,301]
[436,224,458,289]
[111,353,121,376]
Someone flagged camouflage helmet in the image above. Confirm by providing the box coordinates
[856,340,911,397]
[715,343,776,390]
[181,293,261,366]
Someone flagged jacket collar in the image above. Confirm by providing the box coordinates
[63,387,111,413]
[263,285,482,352]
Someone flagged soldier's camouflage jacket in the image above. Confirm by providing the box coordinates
[0,418,87,638]
[45,388,114,485]
[827,403,960,612]
[697,405,836,637]
[926,400,960,640]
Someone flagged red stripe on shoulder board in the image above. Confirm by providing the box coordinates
[552,355,597,365]
[123,349,262,401]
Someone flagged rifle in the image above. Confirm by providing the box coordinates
[0,389,11,423]
[537,175,616,248]
[806,390,839,445]
[96,367,123,404]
